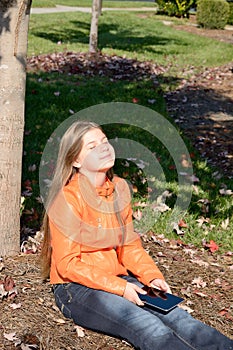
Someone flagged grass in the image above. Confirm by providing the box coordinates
[28,11,233,68]
[32,0,157,8]
[23,9,233,253]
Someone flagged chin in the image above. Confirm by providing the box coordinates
[99,159,115,172]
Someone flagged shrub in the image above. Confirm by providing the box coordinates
[197,0,230,29]
[227,1,233,24]
[156,0,196,17]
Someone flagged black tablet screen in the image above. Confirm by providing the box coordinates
[139,286,184,312]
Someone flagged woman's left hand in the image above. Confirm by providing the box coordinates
[150,279,172,294]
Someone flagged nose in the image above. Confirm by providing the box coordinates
[99,142,109,152]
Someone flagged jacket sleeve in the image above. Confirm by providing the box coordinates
[118,237,165,286]
[116,179,165,285]
[49,187,127,296]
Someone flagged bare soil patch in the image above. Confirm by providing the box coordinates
[164,16,233,178]
[173,14,233,45]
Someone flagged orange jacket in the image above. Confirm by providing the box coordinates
[49,173,164,296]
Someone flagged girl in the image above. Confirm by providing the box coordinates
[41,120,233,350]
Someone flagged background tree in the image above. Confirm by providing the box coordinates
[89,0,101,53]
[0,0,31,256]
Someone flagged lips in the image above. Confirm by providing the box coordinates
[99,153,112,161]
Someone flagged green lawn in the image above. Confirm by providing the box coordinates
[32,0,157,8]
[28,12,233,68]
[24,9,233,252]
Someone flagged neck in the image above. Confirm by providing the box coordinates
[79,169,107,187]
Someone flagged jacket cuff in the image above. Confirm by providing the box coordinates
[140,271,165,286]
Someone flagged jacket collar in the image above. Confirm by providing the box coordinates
[73,173,115,198]
[96,177,114,198]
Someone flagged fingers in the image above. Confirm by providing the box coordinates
[123,282,145,306]
[150,279,172,294]
[134,284,147,295]
[131,284,146,306]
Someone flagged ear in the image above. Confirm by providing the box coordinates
[73,160,81,168]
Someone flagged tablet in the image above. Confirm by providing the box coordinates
[138,286,184,313]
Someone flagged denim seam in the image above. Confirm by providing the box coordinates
[173,331,199,350]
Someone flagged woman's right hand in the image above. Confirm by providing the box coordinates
[123,282,146,306]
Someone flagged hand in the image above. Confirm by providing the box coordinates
[150,279,172,294]
[123,282,146,306]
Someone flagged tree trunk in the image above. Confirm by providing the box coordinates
[98,0,103,16]
[0,0,31,256]
[89,0,100,53]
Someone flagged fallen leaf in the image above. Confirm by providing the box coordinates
[133,209,143,221]
[192,277,207,288]
[148,99,156,104]
[205,240,219,253]
[210,294,221,301]
[179,304,194,313]
[219,308,232,319]
[190,259,209,268]
[219,188,233,195]
[172,222,185,236]
[9,303,22,310]
[193,290,208,297]
[4,332,19,341]
[28,164,37,172]
[21,344,38,350]
[214,278,222,285]
[74,325,85,337]
[181,286,192,298]
[221,217,229,230]
[196,217,210,227]
[197,199,210,214]
[55,318,66,324]
[0,257,4,271]
[178,219,188,228]
[0,284,8,299]
[183,248,196,258]
[3,275,15,291]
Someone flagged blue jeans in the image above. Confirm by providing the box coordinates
[53,276,233,350]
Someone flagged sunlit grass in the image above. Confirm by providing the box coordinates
[32,0,157,8]
[28,11,233,68]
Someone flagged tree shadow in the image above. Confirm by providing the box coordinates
[0,0,16,63]
[30,20,91,45]
[164,78,233,180]
[0,0,31,64]
[30,18,187,55]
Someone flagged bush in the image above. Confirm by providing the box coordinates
[197,0,230,29]
[227,1,233,24]
[156,0,196,17]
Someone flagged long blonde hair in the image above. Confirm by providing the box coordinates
[40,120,113,279]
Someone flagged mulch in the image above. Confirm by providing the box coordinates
[165,63,233,179]
[0,236,232,349]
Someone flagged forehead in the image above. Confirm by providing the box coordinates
[82,128,106,144]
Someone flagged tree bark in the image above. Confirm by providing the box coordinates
[89,0,101,53]
[98,0,103,17]
[0,0,31,256]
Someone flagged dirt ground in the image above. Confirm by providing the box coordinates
[1,20,233,350]
[165,16,233,178]
[0,239,232,349]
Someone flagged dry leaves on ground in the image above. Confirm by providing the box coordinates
[0,234,232,349]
